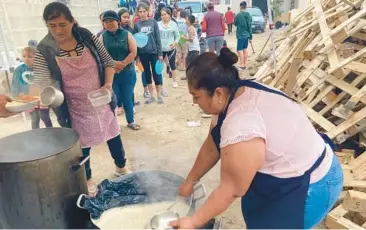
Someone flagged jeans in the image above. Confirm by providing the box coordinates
[304,153,343,229]
[82,135,126,180]
[207,36,225,55]
[30,108,53,129]
[113,67,137,124]
[139,53,162,85]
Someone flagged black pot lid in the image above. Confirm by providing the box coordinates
[0,128,79,163]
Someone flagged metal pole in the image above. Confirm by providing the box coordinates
[266,0,277,76]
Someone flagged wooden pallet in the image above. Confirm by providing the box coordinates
[254,0,366,145]
[325,204,366,229]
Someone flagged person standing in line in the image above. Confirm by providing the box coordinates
[118,7,140,108]
[201,3,225,55]
[102,10,141,131]
[133,2,164,104]
[225,7,235,35]
[180,15,200,80]
[31,2,130,194]
[158,7,180,88]
[175,9,188,71]
[234,1,252,70]
[11,47,53,130]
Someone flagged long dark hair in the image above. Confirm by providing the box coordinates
[43,2,79,29]
[43,2,74,22]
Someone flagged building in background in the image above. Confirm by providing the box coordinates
[0,0,118,69]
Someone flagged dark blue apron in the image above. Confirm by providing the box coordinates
[211,80,335,229]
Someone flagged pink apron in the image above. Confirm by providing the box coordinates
[56,47,120,148]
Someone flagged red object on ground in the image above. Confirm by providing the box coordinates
[269,24,274,30]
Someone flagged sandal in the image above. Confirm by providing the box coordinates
[114,167,132,177]
[87,180,98,196]
[127,123,141,130]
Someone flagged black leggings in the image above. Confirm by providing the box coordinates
[139,53,162,85]
[82,135,126,180]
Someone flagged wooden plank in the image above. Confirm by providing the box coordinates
[328,47,366,74]
[326,204,364,229]
[327,106,366,138]
[352,32,366,41]
[319,73,364,115]
[314,2,345,78]
[345,61,366,73]
[294,55,325,92]
[303,35,322,60]
[325,75,366,104]
[301,103,337,131]
[349,152,366,174]
[343,190,366,213]
[329,7,366,37]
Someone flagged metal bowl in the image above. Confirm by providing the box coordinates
[150,211,179,230]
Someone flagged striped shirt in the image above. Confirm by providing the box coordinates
[32,34,114,87]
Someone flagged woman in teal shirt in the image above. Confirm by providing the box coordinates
[102,10,140,130]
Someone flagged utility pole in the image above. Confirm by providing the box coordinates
[266,0,277,76]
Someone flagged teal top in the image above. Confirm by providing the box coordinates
[158,20,180,52]
[102,28,132,71]
[234,11,253,40]
[11,63,32,98]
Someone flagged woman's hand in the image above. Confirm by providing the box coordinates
[169,216,198,229]
[159,56,163,62]
[115,61,126,73]
[0,95,17,118]
[102,83,113,93]
[179,180,195,197]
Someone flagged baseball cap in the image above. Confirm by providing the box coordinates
[103,10,120,22]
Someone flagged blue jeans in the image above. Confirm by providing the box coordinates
[113,66,136,124]
[304,153,343,229]
[207,36,224,55]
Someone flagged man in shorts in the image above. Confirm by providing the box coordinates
[176,10,189,71]
[234,1,252,70]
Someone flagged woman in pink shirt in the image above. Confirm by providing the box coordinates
[170,48,343,229]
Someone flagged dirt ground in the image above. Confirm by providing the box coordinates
[0,29,277,229]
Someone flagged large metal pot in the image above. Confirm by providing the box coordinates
[0,128,90,229]
[77,170,206,229]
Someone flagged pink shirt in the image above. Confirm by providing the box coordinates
[212,85,334,183]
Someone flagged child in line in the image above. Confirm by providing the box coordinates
[11,47,53,129]
[180,15,200,80]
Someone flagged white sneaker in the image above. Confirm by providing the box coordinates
[172,82,178,88]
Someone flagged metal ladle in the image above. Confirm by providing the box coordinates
[149,196,185,230]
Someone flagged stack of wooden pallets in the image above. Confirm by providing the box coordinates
[328,149,366,228]
[254,2,366,226]
[255,0,366,148]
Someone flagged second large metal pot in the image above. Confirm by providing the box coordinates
[0,128,90,229]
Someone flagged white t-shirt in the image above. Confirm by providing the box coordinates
[211,85,333,183]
